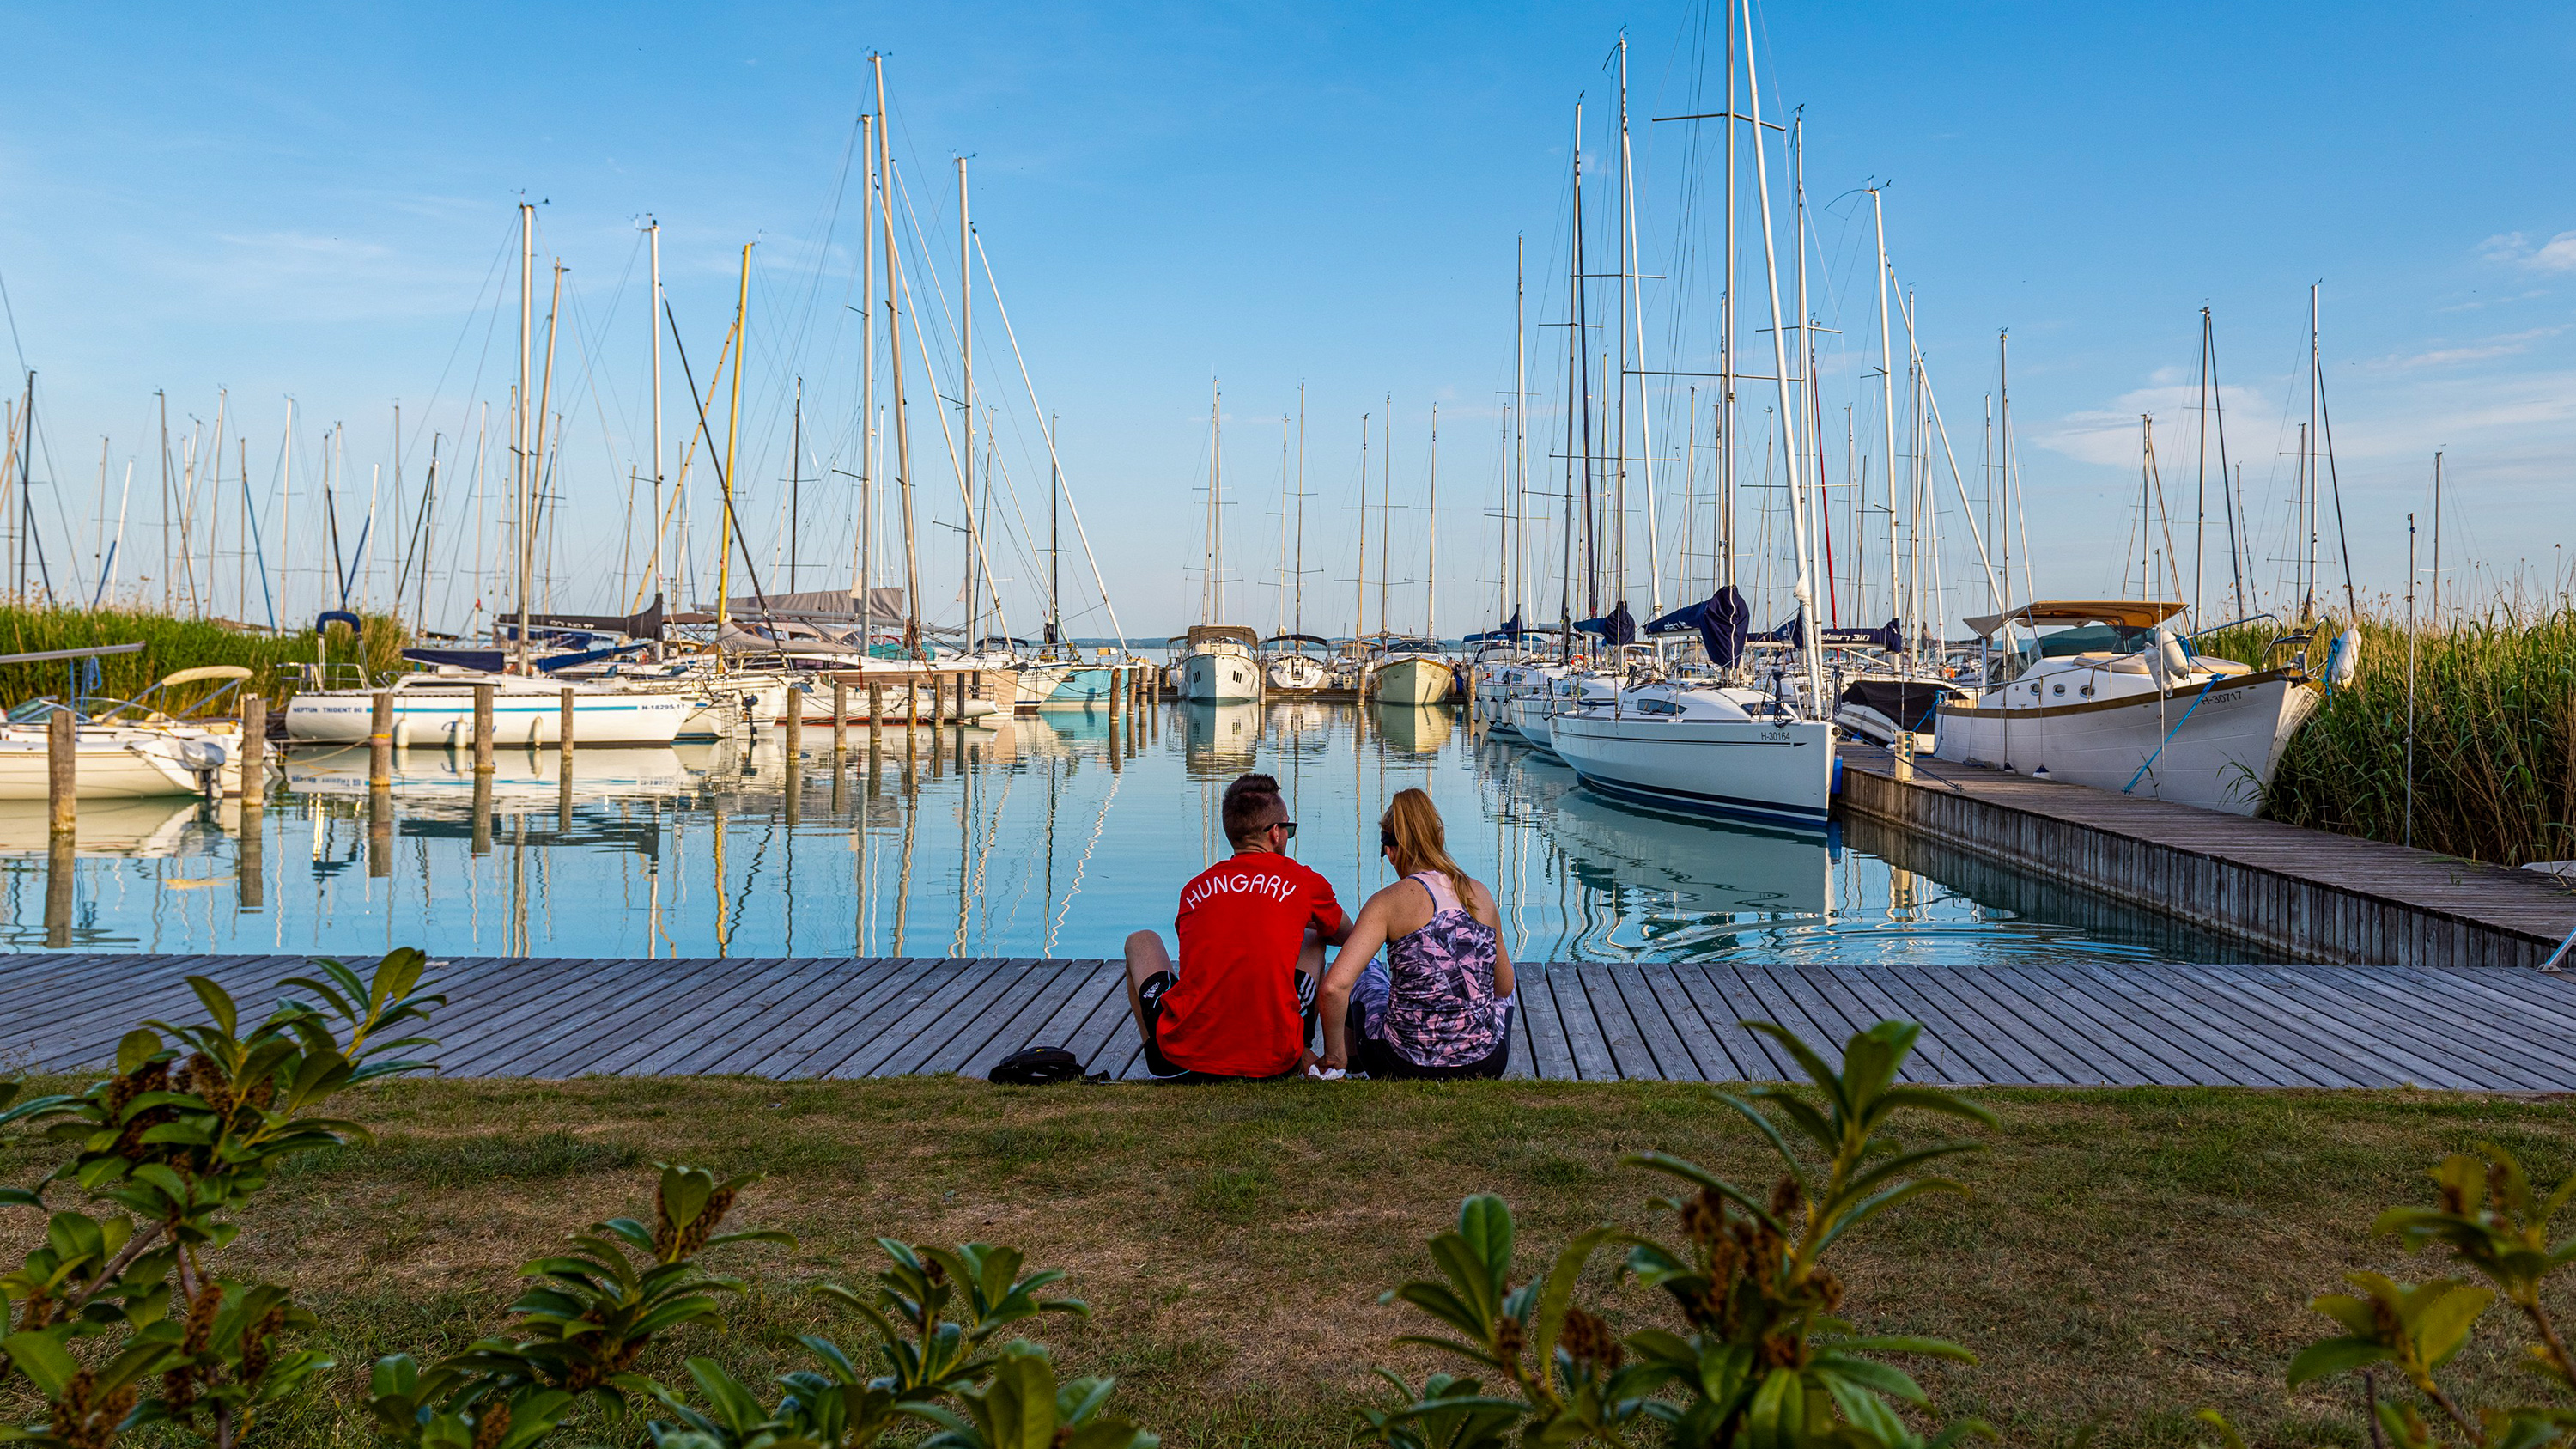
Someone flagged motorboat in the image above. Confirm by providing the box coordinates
[1547,678,1837,829]
[1175,624,1264,703]
[1932,599,2324,815]
[0,719,231,800]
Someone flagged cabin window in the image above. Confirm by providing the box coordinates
[2051,684,2065,696]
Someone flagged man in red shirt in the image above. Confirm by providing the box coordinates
[1123,773,1350,1081]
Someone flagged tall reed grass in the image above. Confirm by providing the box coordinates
[2200,610,2576,866]
[0,606,408,715]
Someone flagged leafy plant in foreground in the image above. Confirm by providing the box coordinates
[642,1239,1154,1449]
[0,950,442,1449]
[2208,1142,2576,1449]
[1360,1019,1996,1449]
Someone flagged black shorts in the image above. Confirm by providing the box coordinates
[1139,969,1320,1083]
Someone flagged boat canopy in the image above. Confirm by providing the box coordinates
[1267,632,1332,648]
[1962,600,2188,637]
[1574,601,1638,644]
[403,648,506,673]
[1646,586,1752,667]
[1183,624,1261,649]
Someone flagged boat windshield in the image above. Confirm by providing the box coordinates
[2032,623,2154,660]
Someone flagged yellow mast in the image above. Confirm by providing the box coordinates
[716,241,752,631]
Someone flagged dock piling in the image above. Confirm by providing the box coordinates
[785,685,804,758]
[238,694,264,798]
[472,685,495,775]
[559,688,575,762]
[470,772,493,856]
[46,710,74,837]
[832,680,848,754]
[868,683,884,746]
[370,692,394,788]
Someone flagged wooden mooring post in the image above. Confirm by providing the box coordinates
[370,691,395,788]
[559,688,576,763]
[472,684,496,775]
[832,679,848,754]
[46,710,74,837]
[237,694,264,801]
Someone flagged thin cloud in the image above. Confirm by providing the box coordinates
[2371,326,2567,371]
[2477,229,2576,272]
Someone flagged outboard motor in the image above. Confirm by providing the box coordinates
[177,738,227,795]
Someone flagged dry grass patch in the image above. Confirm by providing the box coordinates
[7,1075,2576,1447]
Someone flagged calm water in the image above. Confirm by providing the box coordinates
[0,703,2263,963]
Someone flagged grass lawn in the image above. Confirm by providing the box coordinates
[8,1072,2576,1447]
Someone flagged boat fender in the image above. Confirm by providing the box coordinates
[1831,756,1844,796]
[2154,628,2194,680]
[2324,627,2362,691]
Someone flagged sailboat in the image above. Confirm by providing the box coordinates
[1176,379,1264,703]
[1545,12,1838,829]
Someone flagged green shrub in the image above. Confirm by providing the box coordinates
[1358,1020,1995,1448]
[0,952,1154,1449]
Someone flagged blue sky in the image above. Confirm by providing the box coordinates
[3,2,2571,637]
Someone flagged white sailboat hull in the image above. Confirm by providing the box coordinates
[284,686,690,747]
[1267,654,1327,694]
[1178,650,1261,703]
[1370,654,1455,705]
[1548,712,1837,828]
[1934,668,2320,815]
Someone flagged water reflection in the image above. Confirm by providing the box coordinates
[0,704,2270,964]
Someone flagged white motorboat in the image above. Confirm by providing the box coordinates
[1547,679,1837,829]
[1368,648,1455,705]
[283,673,690,747]
[1933,600,2324,815]
[1176,624,1264,703]
[0,715,231,799]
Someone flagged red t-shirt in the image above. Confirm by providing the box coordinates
[1157,851,1346,1078]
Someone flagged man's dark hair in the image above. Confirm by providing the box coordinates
[1222,773,1285,847]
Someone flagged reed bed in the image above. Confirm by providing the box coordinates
[2200,609,2576,866]
[0,604,407,714]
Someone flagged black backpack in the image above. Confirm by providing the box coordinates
[987,1045,1092,1085]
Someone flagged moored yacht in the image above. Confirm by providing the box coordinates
[1933,600,2324,815]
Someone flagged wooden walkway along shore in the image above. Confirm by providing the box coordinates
[3,953,2575,1090]
[1838,746,2576,970]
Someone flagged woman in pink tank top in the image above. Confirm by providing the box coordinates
[1318,788,1515,1079]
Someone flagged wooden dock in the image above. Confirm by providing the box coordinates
[1838,746,2576,971]
[5,953,2574,1090]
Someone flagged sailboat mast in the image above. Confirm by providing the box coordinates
[1620,34,1660,621]
[857,113,874,653]
[789,377,803,592]
[872,55,920,656]
[958,157,975,649]
[1379,399,1390,640]
[648,219,666,605]
[1354,411,1367,638]
[1741,0,1823,710]
[1513,235,1527,629]
[1295,382,1306,636]
[1426,402,1437,640]
[1048,412,1060,643]
[1203,378,1219,624]
[1871,191,1899,624]
[1613,36,1631,605]
[1571,100,1597,622]
[514,203,532,669]
[1721,0,1736,593]
[715,244,750,634]
[1276,415,1289,637]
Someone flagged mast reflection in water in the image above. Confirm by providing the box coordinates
[0,703,2262,964]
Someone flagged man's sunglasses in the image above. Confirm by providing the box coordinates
[1270,820,1298,839]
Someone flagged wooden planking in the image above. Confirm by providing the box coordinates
[10,954,2576,1091]
[1838,746,2576,969]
